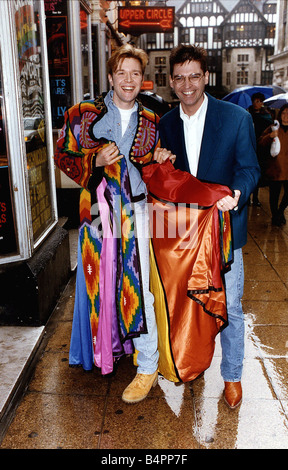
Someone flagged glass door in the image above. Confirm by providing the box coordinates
[0,62,18,256]
[15,0,56,244]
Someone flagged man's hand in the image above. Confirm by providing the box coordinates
[95,142,123,167]
[270,130,278,139]
[216,190,241,212]
[154,147,176,164]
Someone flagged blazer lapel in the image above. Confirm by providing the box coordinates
[174,109,190,173]
[197,94,222,180]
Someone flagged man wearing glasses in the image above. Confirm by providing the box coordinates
[159,44,260,409]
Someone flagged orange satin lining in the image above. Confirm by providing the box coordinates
[141,161,231,382]
[149,198,227,382]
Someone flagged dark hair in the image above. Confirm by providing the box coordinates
[169,44,208,76]
[279,103,288,125]
[251,92,265,102]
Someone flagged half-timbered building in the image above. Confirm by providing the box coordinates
[138,0,277,102]
[222,0,276,91]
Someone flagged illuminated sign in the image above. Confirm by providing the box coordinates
[118,6,174,34]
[141,80,154,91]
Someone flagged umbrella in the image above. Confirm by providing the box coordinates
[263,92,288,109]
[222,85,286,109]
[138,91,170,117]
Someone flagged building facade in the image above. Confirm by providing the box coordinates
[222,0,276,91]
[138,0,278,101]
[269,0,288,90]
[175,0,228,95]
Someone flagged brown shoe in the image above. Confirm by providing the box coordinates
[122,371,158,404]
[224,381,242,409]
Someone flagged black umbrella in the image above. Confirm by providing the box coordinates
[138,91,170,117]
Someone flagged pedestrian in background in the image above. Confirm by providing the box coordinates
[159,44,260,409]
[247,92,273,205]
[258,103,288,226]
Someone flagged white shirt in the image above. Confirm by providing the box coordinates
[180,94,208,177]
[119,103,137,136]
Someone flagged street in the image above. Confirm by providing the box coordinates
[1,186,288,449]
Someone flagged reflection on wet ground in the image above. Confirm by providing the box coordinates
[0,187,288,449]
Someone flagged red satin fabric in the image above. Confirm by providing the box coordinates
[142,161,231,382]
[143,160,232,205]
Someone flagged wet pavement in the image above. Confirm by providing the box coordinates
[1,186,288,450]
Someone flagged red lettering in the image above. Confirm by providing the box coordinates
[135,10,144,20]
[44,2,55,11]
[119,7,174,30]
[120,8,145,20]
[146,8,173,21]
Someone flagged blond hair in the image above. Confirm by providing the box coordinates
[107,44,148,76]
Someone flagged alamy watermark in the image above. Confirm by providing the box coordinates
[90,198,201,250]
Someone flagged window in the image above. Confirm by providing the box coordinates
[180,28,189,44]
[80,6,90,97]
[45,0,71,129]
[209,72,216,87]
[155,55,167,87]
[237,54,249,62]
[266,26,275,39]
[155,73,166,87]
[225,23,264,40]
[226,72,231,86]
[261,70,273,85]
[0,63,18,255]
[190,2,213,13]
[16,1,53,243]
[195,27,208,43]
[263,3,276,14]
[237,70,248,85]
[164,33,173,49]
[155,57,166,66]
[213,27,222,42]
[147,33,156,49]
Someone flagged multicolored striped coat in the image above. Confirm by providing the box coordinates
[54,94,161,374]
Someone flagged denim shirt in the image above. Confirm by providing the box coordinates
[93,91,147,197]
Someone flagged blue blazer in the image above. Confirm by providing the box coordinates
[159,93,260,249]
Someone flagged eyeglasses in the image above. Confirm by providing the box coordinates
[172,73,204,85]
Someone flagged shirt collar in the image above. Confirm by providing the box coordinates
[180,93,208,122]
[105,90,138,113]
[104,90,114,107]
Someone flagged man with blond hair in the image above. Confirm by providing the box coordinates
[54,44,174,404]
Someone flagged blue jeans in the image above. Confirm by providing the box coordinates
[132,201,159,375]
[220,248,245,382]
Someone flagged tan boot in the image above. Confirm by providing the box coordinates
[122,371,158,404]
[224,381,242,409]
